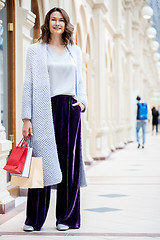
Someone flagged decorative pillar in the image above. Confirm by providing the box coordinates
[91,2,109,159]
[103,17,117,151]
[132,20,140,92]
[113,0,125,149]
[109,74,116,151]
[82,53,93,165]
[0,0,13,214]
[88,58,97,160]
[125,0,134,142]
[113,31,125,149]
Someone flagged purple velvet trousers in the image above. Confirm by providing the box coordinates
[25,95,81,230]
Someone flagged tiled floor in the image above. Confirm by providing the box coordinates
[0,133,160,239]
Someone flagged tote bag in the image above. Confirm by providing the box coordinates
[11,157,44,188]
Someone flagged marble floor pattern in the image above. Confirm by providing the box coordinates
[0,133,160,240]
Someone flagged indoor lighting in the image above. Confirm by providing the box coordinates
[147,27,157,38]
[141,6,153,19]
[151,41,159,51]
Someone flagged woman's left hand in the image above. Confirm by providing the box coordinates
[72,102,85,112]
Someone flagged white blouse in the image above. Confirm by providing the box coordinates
[47,45,76,98]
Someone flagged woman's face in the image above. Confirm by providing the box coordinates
[49,11,65,36]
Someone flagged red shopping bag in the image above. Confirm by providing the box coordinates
[3,136,29,174]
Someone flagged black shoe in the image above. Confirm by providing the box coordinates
[142,145,144,149]
[138,143,140,148]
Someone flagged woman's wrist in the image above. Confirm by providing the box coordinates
[23,119,31,122]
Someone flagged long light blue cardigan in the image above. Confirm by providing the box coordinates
[22,42,88,187]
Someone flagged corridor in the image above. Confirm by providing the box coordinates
[0,132,160,239]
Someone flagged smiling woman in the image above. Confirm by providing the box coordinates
[39,7,74,45]
[48,12,66,55]
[22,6,87,233]
[49,12,65,34]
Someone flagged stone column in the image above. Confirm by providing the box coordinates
[0,0,14,214]
[88,58,97,160]
[91,2,109,159]
[113,0,125,149]
[132,2,143,139]
[81,53,93,165]
[113,31,125,149]
[125,0,134,142]
[110,74,116,151]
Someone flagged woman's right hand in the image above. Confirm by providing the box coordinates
[22,119,33,138]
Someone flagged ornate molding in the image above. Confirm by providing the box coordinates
[124,0,134,10]
[132,20,140,30]
[114,30,124,39]
[86,0,95,8]
[103,16,116,36]
[24,10,36,30]
[126,49,133,56]
[93,0,108,13]
[22,10,36,42]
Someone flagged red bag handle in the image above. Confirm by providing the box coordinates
[17,135,29,147]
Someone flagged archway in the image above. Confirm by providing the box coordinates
[79,5,87,35]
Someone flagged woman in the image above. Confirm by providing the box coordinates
[22,7,87,232]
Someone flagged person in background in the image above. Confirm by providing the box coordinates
[152,107,159,134]
[136,96,151,149]
[158,106,160,126]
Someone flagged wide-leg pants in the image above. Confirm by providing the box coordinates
[25,95,81,230]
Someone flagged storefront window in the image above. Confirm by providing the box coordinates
[0,6,8,137]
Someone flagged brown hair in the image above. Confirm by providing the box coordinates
[39,7,74,45]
